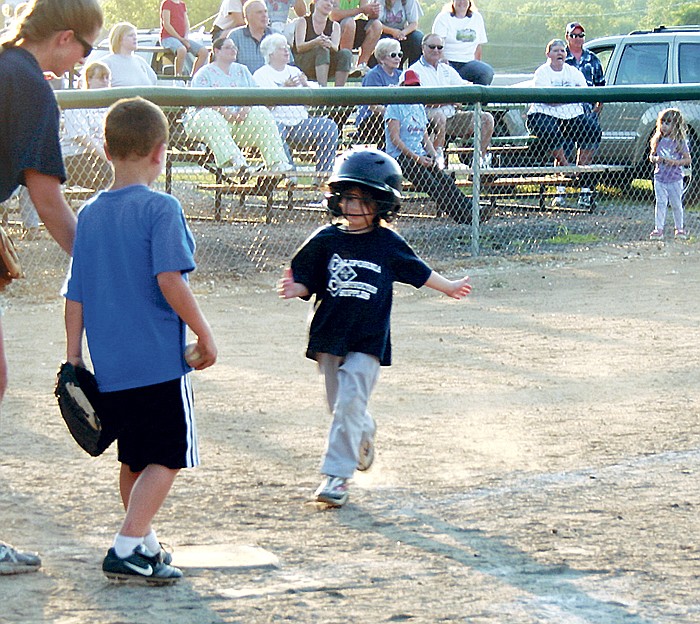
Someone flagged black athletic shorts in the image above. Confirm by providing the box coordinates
[99,375,198,473]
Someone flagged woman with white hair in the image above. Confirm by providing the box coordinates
[101,22,157,86]
[185,36,292,173]
[355,37,403,147]
[253,33,339,173]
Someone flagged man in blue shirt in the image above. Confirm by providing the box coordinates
[563,21,605,207]
[564,22,605,111]
[229,0,275,73]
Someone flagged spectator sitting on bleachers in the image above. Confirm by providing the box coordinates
[211,0,245,42]
[293,0,352,86]
[526,38,602,208]
[408,32,494,169]
[385,69,474,224]
[101,22,157,86]
[184,37,293,173]
[267,0,307,44]
[331,0,382,77]
[355,37,402,148]
[254,33,339,175]
[61,61,114,193]
[229,0,275,73]
[159,0,208,76]
[376,0,423,66]
[432,0,494,86]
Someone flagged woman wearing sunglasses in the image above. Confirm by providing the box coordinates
[0,0,102,575]
[432,0,493,85]
[355,37,404,148]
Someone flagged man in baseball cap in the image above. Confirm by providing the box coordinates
[563,20,605,208]
[566,22,585,36]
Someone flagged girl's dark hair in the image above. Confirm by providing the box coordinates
[1,0,103,50]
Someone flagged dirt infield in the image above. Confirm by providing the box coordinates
[1,243,699,623]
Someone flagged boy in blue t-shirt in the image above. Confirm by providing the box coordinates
[63,97,217,584]
[278,148,471,507]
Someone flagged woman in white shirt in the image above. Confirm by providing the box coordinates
[253,33,339,173]
[185,37,292,172]
[432,0,494,85]
[101,22,158,87]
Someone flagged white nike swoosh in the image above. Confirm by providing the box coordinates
[124,561,153,576]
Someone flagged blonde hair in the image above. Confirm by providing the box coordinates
[651,107,687,153]
[108,21,136,54]
[1,0,103,50]
[82,60,110,88]
[105,97,168,160]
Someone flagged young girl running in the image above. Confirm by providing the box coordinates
[649,108,692,240]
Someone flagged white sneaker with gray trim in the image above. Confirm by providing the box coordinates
[315,476,349,506]
[0,541,41,575]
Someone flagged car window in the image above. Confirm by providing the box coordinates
[614,43,669,85]
[679,43,700,83]
[587,45,615,76]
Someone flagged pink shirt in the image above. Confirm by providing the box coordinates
[160,0,188,40]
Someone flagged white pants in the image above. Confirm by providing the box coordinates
[317,352,380,479]
[654,178,684,231]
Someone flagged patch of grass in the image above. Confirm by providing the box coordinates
[546,226,601,245]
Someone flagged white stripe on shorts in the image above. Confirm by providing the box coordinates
[181,374,200,467]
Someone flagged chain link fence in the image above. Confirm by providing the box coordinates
[2,85,699,298]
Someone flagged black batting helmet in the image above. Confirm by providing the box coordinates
[325,148,403,221]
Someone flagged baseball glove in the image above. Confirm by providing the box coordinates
[0,224,22,291]
[54,362,111,457]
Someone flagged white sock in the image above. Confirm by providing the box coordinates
[143,529,161,555]
[113,534,144,559]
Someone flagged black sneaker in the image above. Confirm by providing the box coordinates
[102,545,182,585]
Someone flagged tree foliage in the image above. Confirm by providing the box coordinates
[101,0,218,33]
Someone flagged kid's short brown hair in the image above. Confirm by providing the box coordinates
[104,97,169,160]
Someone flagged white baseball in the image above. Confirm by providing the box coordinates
[184,342,202,365]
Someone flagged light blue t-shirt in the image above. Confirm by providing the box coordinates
[385,102,428,159]
[63,185,196,392]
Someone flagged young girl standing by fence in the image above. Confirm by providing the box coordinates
[649,108,692,240]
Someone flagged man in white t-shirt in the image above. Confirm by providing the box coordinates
[408,33,493,169]
[211,0,244,41]
[526,39,602,207]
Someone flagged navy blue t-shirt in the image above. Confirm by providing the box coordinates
[291,224,432,366]
[0,47,66,202]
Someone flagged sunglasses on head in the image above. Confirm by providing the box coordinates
[568,33,585,38]
[389,51,403,58]
[426,44,444,50]
[72,30,93,57]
